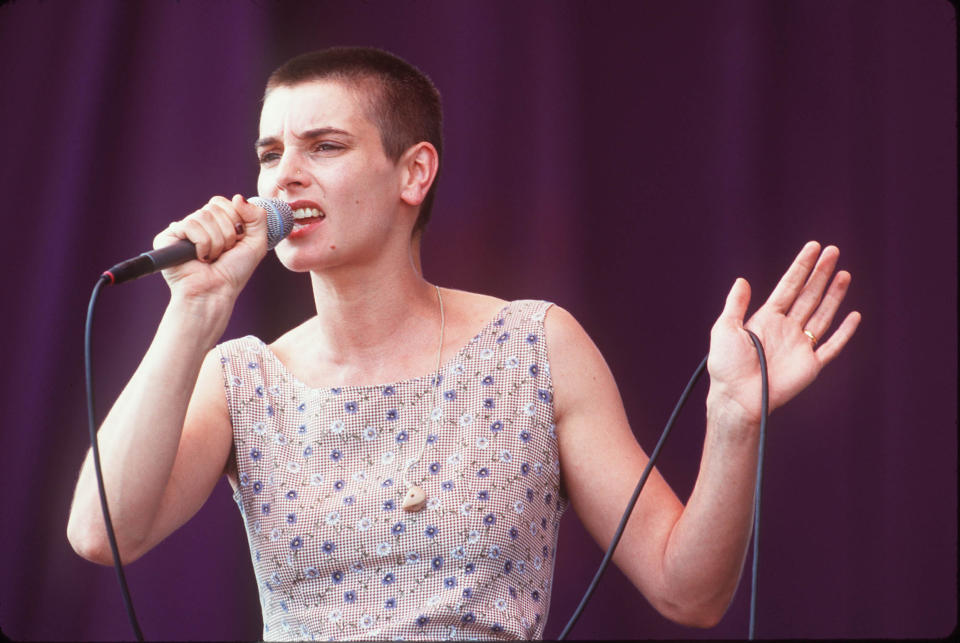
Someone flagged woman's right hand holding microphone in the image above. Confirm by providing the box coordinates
[153,194,272,306]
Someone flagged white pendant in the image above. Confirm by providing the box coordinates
[402,485,427,512]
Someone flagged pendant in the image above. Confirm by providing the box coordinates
[402,485,427,512]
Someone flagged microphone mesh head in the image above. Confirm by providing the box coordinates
[248,197,295,250]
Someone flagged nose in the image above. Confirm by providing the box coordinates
[274,151,308,193]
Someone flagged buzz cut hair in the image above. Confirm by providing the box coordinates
[266,47,443,236]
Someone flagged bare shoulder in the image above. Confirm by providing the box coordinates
[542,303,589,347]
[190,348,235,475]
[193,346,231,417]
[439,287,508,322]
[543,304,617,422]
[437,287,509,341]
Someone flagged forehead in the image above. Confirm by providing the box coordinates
[258,80,376,140]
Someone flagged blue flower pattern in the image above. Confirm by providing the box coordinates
[220,300,565,640]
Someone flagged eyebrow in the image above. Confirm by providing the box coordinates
[254,127,354,150]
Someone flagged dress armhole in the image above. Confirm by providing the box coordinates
[532,301,569,503]
[215,340,243,483]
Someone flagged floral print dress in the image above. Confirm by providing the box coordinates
[218,299,568,640]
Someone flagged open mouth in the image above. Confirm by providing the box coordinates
[292,206,326,227]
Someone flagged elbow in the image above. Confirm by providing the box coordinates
[67,521,111,566]
[67,512,141,567]
[661,611,725,630]
[655,591,731,629]
[651,558,739,628]
[680,606,726,629]
[661,603,727,629]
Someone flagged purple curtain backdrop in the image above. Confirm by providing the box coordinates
[0,0,955,640]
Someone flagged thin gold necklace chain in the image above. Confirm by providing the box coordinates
[401,284,444,490]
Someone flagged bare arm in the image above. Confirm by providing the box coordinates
[67,305,232,564]
[550,242,861,627]
[66,195,269,564]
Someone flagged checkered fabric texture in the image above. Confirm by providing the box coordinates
[219,299,568,640]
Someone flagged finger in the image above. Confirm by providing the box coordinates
[764,241,821,313]
[814,310,862,367]
[231,194,246,235]
[803,269,851,341]
[175,199,234,261]
[205,197,243,253]
[237,194,269,227]
[153,221,185,249]
[189,207,227,261]
[787,245,840,325]
[172,217,213,262]
[717,277,751,326]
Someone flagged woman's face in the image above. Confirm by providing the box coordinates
[256,80,407,273]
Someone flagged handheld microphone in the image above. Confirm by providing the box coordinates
[101,197,295,285]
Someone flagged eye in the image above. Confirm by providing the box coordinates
[258,151,281,165]
[313,142,343,154]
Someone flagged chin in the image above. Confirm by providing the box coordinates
[275,246,316,273]
[275,244,343,274]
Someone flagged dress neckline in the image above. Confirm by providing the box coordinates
[250,302,517,393]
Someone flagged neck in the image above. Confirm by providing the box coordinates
[305,238,437,366]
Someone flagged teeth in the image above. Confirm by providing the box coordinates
[292,207,324,220]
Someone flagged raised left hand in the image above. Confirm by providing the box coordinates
[706,241,862,424]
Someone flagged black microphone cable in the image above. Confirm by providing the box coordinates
[557,329,769,640]
[746,329,769,641]
[84,273,144,641]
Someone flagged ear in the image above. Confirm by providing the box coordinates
[399,142,439,207]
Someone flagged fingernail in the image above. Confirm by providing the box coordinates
[235,222,245,234]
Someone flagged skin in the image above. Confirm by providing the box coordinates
[66,79,861,629]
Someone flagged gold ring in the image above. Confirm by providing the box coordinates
[803,329,818,346]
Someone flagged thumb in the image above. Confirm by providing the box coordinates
[719,277,751,326]
[233,194,269,239]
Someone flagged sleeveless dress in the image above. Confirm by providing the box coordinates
[217,299,569,640]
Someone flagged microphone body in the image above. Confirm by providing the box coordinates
[102,197,294,285]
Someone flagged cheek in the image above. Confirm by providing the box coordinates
[256,172,272,197]
[341,172,397,216]
[333,156,395,198]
